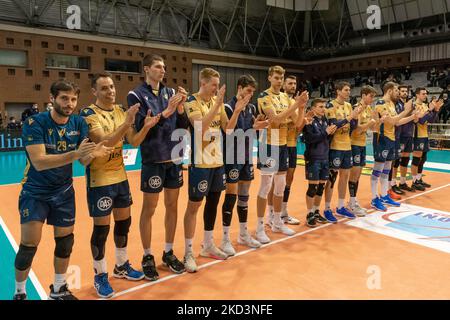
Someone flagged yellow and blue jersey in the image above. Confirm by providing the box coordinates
[21,112,88,196]
[325,99,353,151]
[373,99,397,141]
[351,103,373,147]
[80,104,128,188]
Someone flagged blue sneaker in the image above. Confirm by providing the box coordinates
[324,209,338,223]
[113,260,145,281]
[380,194,401,207]
[371,197,387,212]
[94,273,114,299]
[336,207,356,219]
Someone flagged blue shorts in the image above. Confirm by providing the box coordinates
[305,159,329,181]
[329,149,353,170]
[141,162,183,193]
[87,180,133,217]
[413,137,429,153]
[188,166,226,200]
[257,144,289,173]
[19,185,75,227]
[287,146,297,169]
[351,145,366,167]
[394,139,402,160]
[373,133,396,162]
[400,136,414,153]
[225,163,254,183]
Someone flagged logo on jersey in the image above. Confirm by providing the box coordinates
[419,143,424,150]
[48,129,53,136]
[148,176,162,189]
[58,128,66,137]
[67,130,80,136]
[163,93,168,100]
[354,155,361,164]
[265,158,276,168]
[97,197,113,211]
[22,208,29,218]
[229,169,239,180]
[28,118,34,125]
[198,180,208,193]
[382,150,389,159]
[333,158,341,167]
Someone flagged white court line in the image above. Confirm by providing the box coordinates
[0,216,48,300]
[107,182,450,300]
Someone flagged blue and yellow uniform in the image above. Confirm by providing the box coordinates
[80,104,133,217]
[223,96,256,183]
[256,89,291,172]
[350,102,372,167]
[127,82,189,193]
[413,101,438,153]
[19,112,88,227]
[286,97,298,169]
[373,99,398,162]
[325,99,354,170]
[185,93,227,199]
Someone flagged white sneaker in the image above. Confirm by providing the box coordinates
[183,252,198,273]
[220,239,236,257]
[271,223,296,236]
[200,243,228,260]
[281,213,300,225]
[349,203,367,217]
[265,209,274,226]
[238,233,262,248]
[255,230,271,244]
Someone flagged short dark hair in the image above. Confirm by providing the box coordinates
[311,98,327,108]
[143,54,164,67]
[237,74,257,89]
[335,81,351,92]
[50,79,80,98]
[382,81,398,94]
[415,87,428,95]
[398,85,409,91]
[285,75,297,81]
[360,85,377,96]
[91,72,113,88]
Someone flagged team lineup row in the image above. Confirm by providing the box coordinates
[11,54,444,300]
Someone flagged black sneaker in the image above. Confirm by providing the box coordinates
[162,250,186,274]
[13,293,27,300]
[392,185,405,195]
[412,181,425,191]
[417,178,431,188]
[399,183,415,192]
[306,212,317,228]
[142,254,159,281]
[48,284,78,300]
[314,210,328,224]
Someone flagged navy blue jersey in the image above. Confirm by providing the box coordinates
[21,112,88,196]
[302,116,330,161]
[223,96,256,163]
[127,82,189,164]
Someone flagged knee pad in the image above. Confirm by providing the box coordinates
[400,156,410,167]
[316,183,325,196]
[258,174,274,199]
[383,161,392,171]
[306,184,318,198]
[412,156,421,167]
[54,233,74,259]
[328,170,338,188]
[237,183,250,207]
[15,244,37,271]
[273,174,286,197]
[114,217,131,248]
[421,152,428,163]
[91,225,110,260]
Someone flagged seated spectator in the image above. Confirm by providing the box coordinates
[7,117,21,130]
[21,103,39,122]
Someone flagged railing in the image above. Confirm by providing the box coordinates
[428,123,450,149]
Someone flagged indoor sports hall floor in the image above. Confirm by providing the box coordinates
[1,145,450,300]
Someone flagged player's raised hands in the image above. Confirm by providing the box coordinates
[76,138,96,159]
[215,85,226,108]
[144,109,161,129]
[235,93,252,113]
[125,103,140,126]
[404,99,413,113]
[295,90,309,107]
[91,140,114,158]
[326,124,337,135]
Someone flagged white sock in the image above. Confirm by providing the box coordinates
[390,180,397,187]
[325,202,331,210]
[312,205,319,212]
[400,176,406,184]
[15,280,27,294]
[349,197,357,207]
[144,248,152,256]
[164,243,173,253]
[267,205,274,215]
[371,176,379,199]
[273,212,283,226]
[281,202,287,215]
[93,258,107,275]
[256,217,265,233]
[223,226,231,241]
[338,198,345,209]
[53,274,66,292]
[413,175,418,182]
[115,247,128,267]
[418,173,422,180]
[380,177,389,197]
[203,230,214,247]
[185,238,193,254]
[239,222,248,236]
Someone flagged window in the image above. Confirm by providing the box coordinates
[26,70,32,76]
[43,70,49,77]
[182,56,187,62]
[57,43,64,50]
[87,46,94,53]
[24,40,32,47]
[172,67,177,73]
[127,51,132,56]
[8,69,15,76]
[139,52,144,57]
[41,41,48,48]
[182,67,187,73]
[6,38,14,45]
[367,61,372,66]
[172,56,177,61]
[173,78,177,84]
[0,49,27,67]
[74,72,80,79]
[387,58,392,64]
[73,45,79,51]
[105,59,140,73]
[115,75,121,81]
[128,76,133,81]
[182,79,187,85]
[114,49,120,56]
[59,71,66,78]
[34,84,41,91]
[45,54,90,69]
[101,48,107,54]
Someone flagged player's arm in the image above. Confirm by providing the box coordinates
[385,99,413,125]
[126,109,161,147]
[224,94,252,134]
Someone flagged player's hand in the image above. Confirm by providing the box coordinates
[351,106,362,119]
[326,124,337,135]
[253,114,270,130]
[177,86,188,96]
[213,85,226,108]
[91,140,114,158]
[167,93,183,113]
[430,98,444,112]
[235,93,252,113]
[125,103,140,126]
[76,138,96,159]
[144,109,161,129]
[295,91,309,107]
[404,99,413,113]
